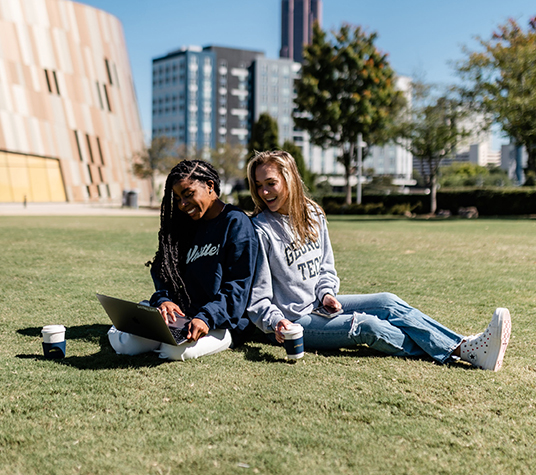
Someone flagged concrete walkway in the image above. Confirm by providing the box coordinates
[0,202,160,216]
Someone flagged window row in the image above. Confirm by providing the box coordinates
[73,131,106,166]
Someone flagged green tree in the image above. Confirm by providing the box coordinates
[248,113,279,158]
[132,136,177,206]
[282,140,316,190]
[294,23,403,204]
[457,17,536,182]
[439,162,511,187]
[395,83,469,214]
[210,143,246,195]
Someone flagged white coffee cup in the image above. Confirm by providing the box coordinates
[281,323,304,360]
[41,325,66,343]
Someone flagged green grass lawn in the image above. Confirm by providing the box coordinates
[1,215,535,475]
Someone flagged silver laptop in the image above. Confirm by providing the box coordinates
[96,293,189,346]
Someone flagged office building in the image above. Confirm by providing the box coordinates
[251,56,300,145]
[0,0,148,204]
[152,46,266,153]
[152,47,216,153]
[280,0,322,63]
[501,143,527,185]
[203,46,263,146]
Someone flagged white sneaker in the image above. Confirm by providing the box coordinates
[460,308,511,371]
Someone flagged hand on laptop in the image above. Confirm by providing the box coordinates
[187,318,209,342]
[158,301,185,325]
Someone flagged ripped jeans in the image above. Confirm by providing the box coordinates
[294,292,463,364]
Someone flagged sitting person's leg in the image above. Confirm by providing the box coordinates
[108,326,161,356]
[157,329,232,361]
[337,293,463,363]
[337,293,511,370]
[296,312,426,358]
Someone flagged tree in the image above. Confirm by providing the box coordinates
[395,83,469,214]
[132,136,177,206]
[294,23,403,204]
[439,162,511,187]
[210,143,247,195]
[248,113,279,159]
[457,17,536,182]
[282,140,316,190]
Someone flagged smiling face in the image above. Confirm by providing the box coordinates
[172,178,218,220]
[254,162,290,215]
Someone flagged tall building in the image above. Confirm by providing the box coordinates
[501,143,526,185]
[152,47,216,153]
[364,76,415,186]
[203,46,263,146]
[152,46,264,151]
[280,0,322,63]
[0,0,148,204]
[251,57,300,145]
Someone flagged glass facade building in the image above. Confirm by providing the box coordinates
[152,47,216,152]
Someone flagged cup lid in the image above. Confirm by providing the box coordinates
[281,323,303,334]
[42,325,66,333]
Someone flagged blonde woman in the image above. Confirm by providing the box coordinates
[246,151,511,370]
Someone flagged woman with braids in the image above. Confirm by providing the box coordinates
[108,160,258,361]
[246,150,511,371]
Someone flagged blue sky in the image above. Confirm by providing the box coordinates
[78,0,535,143]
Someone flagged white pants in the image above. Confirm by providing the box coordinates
[107,326,232,361]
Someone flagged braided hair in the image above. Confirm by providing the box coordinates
[148,160,221,310]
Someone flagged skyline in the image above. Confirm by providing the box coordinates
[78,0,536,145]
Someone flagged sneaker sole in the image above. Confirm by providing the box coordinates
[484,308,511,371]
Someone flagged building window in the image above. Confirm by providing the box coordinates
[96,137,105,165]
[105,58,113,85]
[113,63,120,89]
[96,82,104,109]
[44,69,53,93]
[52,71,60,95]
[103,85,112,112]
[44,69,60,95]
[86,134,94,163]
[87,164,94,184]
[74,131,83,161]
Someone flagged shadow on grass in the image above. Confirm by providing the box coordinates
[16,324,167,370]
[237,339,475,370]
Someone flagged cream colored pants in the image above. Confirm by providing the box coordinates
[107,326,232,361]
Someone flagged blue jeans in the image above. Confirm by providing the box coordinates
[294,292,463,364]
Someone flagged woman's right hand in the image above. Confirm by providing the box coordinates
[275,319,293,344]
[158,301,185,325]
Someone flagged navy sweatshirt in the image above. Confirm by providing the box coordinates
[149,205,258,332]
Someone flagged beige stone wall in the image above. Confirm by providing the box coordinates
[0,0,149,203]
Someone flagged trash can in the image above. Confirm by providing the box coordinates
[127,190,138,209]
[122,190,139,208]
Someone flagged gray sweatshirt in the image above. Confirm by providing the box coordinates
[247,208,340,333]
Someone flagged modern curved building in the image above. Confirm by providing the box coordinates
[0,0,149,204]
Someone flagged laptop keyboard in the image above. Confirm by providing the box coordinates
[169,326,189,344]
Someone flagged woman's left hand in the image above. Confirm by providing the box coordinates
[322,294,342,311]
[187,318,209,342]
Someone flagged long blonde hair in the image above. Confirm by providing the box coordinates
[247,150,324,245]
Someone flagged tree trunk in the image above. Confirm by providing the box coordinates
[345,167,352,205]
[526,144,536,176]
[345,143,355,205]
[430,172,437,215]
[150,175,156,207]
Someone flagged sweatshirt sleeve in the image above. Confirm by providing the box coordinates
[192,213,258,330]
[246,227,286,333]
[314,215,340,302]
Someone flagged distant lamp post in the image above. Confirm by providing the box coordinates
[356,133,367,205]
